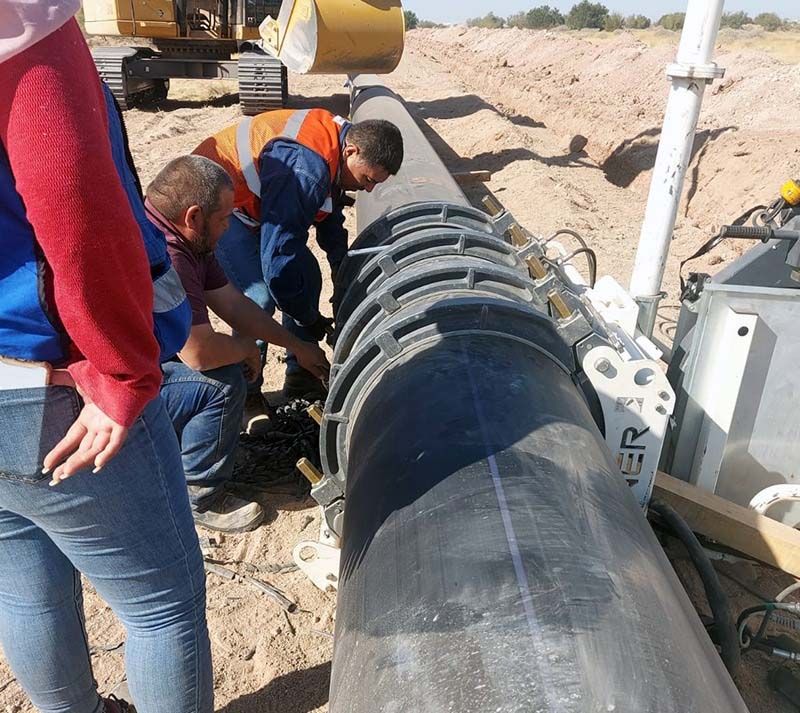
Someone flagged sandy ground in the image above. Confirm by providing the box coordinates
[3,26,800,713]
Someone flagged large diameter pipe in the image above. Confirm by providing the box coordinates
[629,0,725,335]
[349,74,470,230]
[328,317,747,713]
[330,77,748,712]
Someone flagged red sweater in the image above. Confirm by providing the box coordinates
[0,20,161,427]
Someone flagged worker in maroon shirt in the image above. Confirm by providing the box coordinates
[146,155,330,533]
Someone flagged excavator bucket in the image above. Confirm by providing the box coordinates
[260,0,404,75]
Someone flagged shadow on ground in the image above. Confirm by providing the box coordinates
[289,93,350,116]
[411,101,596,179]
[218,661,331,713]
[602,126,737,191]
[134,92,239,112]
[133,90,350,115]
[412,93,546,130]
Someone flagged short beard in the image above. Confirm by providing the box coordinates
[190,233,214,256]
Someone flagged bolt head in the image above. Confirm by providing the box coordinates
[595,358,611,373]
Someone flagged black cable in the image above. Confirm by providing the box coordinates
[649,500,741,675]
[560,247,598,288]
[679,199,783,296]
[545,228,589,252]
[543,229,597,287]
[736,602,800,651]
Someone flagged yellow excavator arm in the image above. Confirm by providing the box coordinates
[260,0,405,74]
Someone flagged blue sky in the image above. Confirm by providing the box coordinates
[403,1,798,24]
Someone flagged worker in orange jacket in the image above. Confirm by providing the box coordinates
[193,108,403,398]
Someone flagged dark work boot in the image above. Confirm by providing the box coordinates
[104,680,136,713]
[282,368,327,401]
[104,697,136,713]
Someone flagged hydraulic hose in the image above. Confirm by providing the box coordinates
[649,500,741,676]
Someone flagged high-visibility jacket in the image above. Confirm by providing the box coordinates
[193,108,349,224]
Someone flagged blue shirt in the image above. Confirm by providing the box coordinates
[259,137,348,326]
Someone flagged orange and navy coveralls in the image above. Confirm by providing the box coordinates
[194,108,350,327]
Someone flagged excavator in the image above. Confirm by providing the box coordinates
[82,0,405,114]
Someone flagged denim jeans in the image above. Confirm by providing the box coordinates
[214,215,318,376]
[160,361,246,509]
[0,387,212,713]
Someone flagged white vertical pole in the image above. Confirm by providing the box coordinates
[629,0,726,336]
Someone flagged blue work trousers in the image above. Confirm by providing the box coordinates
[160,361,246,510]
[0,388,212,713]
[214,215,319,376]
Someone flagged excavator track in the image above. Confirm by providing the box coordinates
[238,50,288,115]
[91,46,167,110]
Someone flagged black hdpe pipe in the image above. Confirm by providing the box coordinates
[324,77,748,712]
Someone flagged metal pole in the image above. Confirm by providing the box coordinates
[629,0,726,336]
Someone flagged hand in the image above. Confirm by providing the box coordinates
[294,341,331,381]
[43,402,129,484]
[242,341,262,383]
[306,314,335,343]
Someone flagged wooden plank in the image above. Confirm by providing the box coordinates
[453,170,492,186]
[654,471,800,579]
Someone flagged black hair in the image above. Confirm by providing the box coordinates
[146,155,233,221]
[347,120,404,175]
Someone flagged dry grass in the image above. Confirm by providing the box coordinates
[721,31,800,63]
[632,27,800,63]
[545,27,799,64]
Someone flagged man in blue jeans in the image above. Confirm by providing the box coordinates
[0,12,211,713]
[146,155,330,533]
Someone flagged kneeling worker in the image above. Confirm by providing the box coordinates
[146,155,330,533]
[193,108,404,398]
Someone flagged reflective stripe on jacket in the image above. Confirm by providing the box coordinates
[193,108,349,223]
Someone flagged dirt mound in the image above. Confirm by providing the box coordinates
[409,27,800,231]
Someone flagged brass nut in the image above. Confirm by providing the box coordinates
[306,403,324,425]
[481,195,503,217]
[508,223,527,247]
[296,458,323,485]
[547,290,573,320]
[526,255,548,280]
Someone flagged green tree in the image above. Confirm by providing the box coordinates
[657,12,686,31]
[604,12,624,31]
[754,12,783,31]
[507,11,529,28]
[527,5,565,28]
[418,20,444,29]
[625,14,651,29]
[566,1,609,30]
[403,10,419,30]
[720,11,752,29]
[467,12,505,29]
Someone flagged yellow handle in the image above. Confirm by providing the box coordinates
[781,179,800,207]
